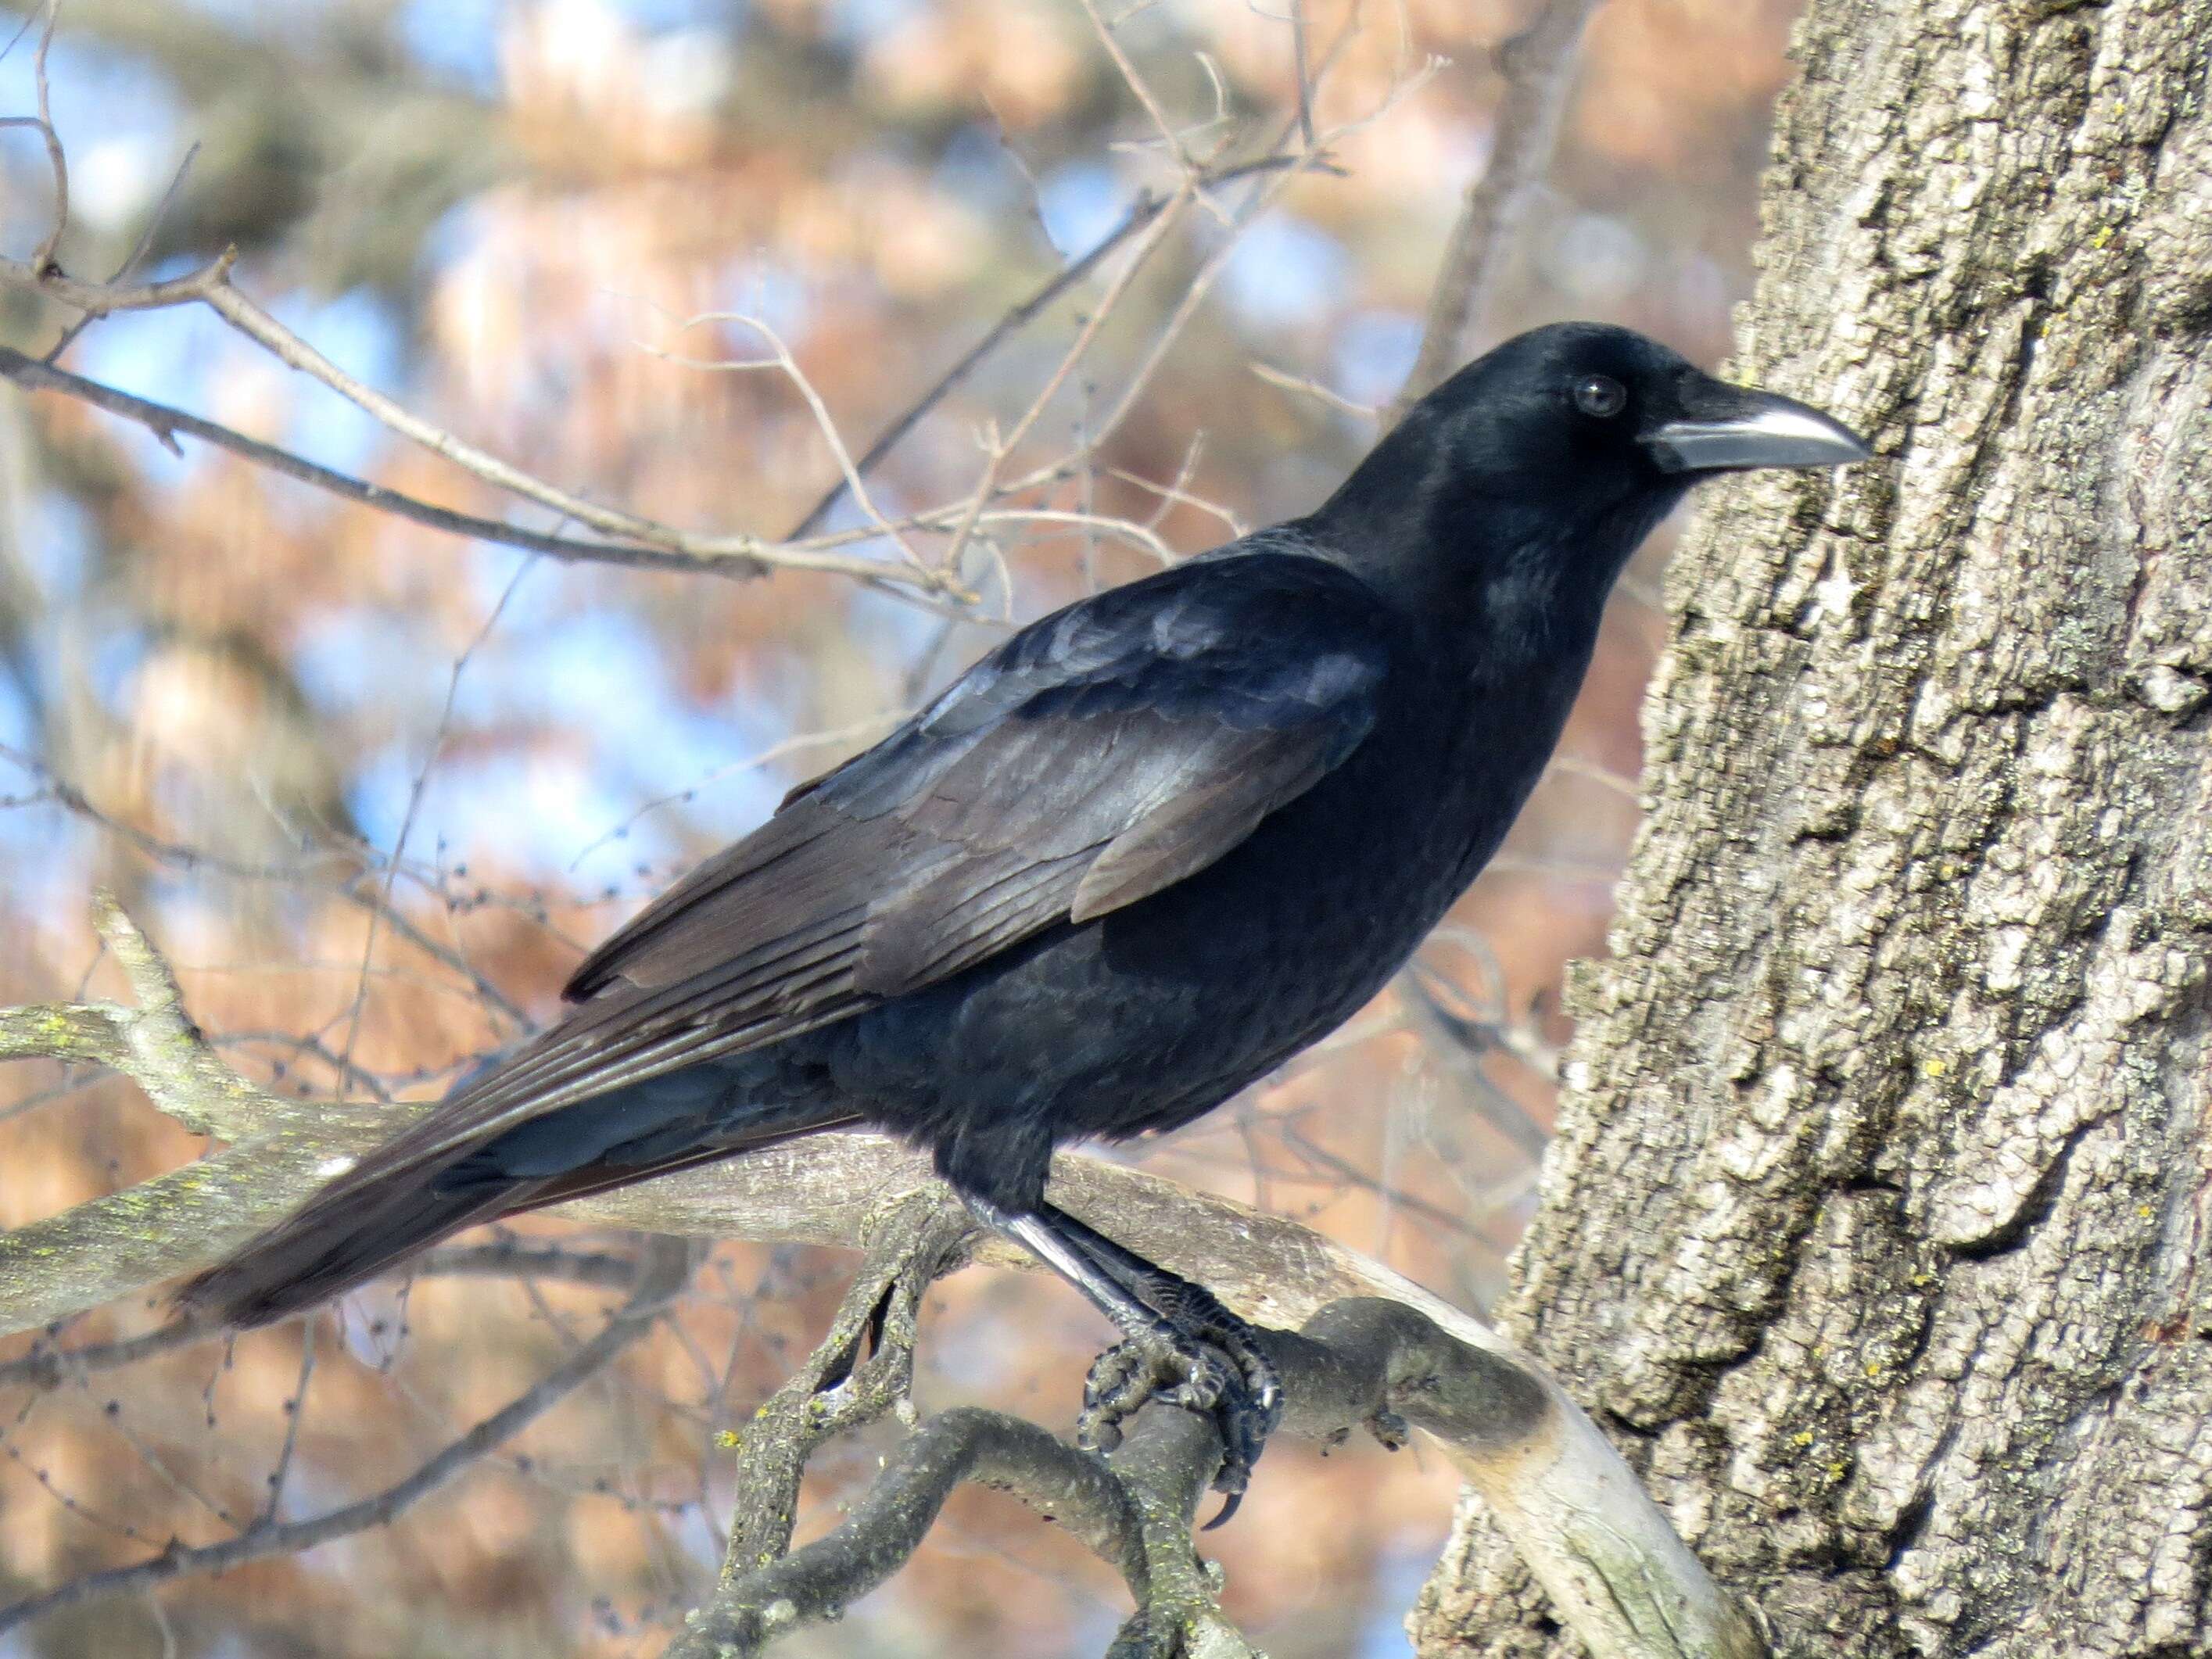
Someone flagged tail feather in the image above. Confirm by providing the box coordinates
[178,1107,862,1329]
[178,1174,528,1330]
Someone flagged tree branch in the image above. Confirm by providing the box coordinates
[413,1238,647,1292]
[0,1235,691,1637]
[679,1295,1543,1657]
[782,155,1319,542]
[16,2,65,273]
[0,344,891,583]
[668,1192,989,1658]
[0,1313,210,1391]
[0,20,1386,620]
[685,1406,1154,1657]
[1392,0,1603,417]
[0,901,1765,1657]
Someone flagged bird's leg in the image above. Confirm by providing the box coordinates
[1046,1203,1285,1510]
[963,1195,1283,1524]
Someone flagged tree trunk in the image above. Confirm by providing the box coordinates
[1417,2,2212,1654]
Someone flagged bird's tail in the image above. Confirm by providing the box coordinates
[177,1108,858,1331]
[177,1167,528,1331]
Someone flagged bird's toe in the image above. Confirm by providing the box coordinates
[1073,1315,1282,1525]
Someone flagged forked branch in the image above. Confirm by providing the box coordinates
[0,901,1764,1658]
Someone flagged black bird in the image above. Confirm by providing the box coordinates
[184,322,1868,1511]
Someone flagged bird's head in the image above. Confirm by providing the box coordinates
[1421,321,1870,488]
[1313,321,1870,611]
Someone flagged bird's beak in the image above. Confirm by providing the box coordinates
[1642,378,1872,475]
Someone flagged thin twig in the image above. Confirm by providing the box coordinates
[253,1324,314,1525]
[648,315,929,578]
[936,176,1197,576]
[43,138,203,363]
[412,1239,643,1292]
[1077,0,1199,181]
[1250,359,1379,420]
[0,347,789,578]
[336,557,532,1094]
[0,260,941,591]
[25,3,66,272]
[0,738,532,1027]
[1392,0,1604,417]
[1290,0,1317,149]
[197,279,751,564]
[0,1318,215,1392]
[1122,465,1247,542]
[1076,63,1441,467]
[0,1238,690,1636]
[213,1029,396,1102]
[783,154,1318,541]
[565,714,899,872]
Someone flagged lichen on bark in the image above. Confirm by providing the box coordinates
[1417,1,2212,1653]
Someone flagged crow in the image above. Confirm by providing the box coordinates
[183,322,1869,1514]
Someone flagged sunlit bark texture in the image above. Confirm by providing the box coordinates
[1418,1,2212,1654]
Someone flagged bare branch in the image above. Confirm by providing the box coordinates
[24,2,65,271]
[0,247,959,591]
[0,902,1763,1658]
[682,1406,1151,1657]
[0,1236,690,1638]
[1392,0,1603,417]
[679,1289,1601,1658]
[1077,0,1202,181]
[412,1238,644,1292]
[0,244,238,314]
[192,277,744,562]
[1069,62,1440,469]
[1250,358,1379,420]
[565,714,901,872]
[935,174,1196,576]
[42,137,200,362]
[0,1316,213,1392]
[1106,457,1249,540]
[669,1194,979,1659]
[0,346,922,582]
[0,346,768,575]
[647,313,931,580]
[0,40,1385,624]
[784,146,1353,546]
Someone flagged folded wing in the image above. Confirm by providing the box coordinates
[331,549,1395,1183]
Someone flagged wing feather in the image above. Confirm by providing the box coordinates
[1070,729,1336,922]
[357,550,1394,1180]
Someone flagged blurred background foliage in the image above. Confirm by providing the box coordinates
[0,0,1798,1653]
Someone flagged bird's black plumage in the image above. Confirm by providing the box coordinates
[184,322,1869,1503]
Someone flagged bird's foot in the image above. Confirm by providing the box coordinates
[1076,1306,1282,1526]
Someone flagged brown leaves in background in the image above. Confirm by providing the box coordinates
[0,0,1798,1651]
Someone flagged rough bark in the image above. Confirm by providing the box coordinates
[1418,2,2212,1654]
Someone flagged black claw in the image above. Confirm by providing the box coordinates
[1070,1311,1282,1525]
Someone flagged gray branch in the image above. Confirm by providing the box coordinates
[679,1283,1560,1657]
[0,898,1764,1659]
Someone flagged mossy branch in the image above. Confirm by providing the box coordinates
[1,900,1763,1658]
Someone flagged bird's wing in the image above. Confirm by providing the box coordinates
[349,550,1394,1173]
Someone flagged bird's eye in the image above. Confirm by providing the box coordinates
[1572,374,1627,418]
